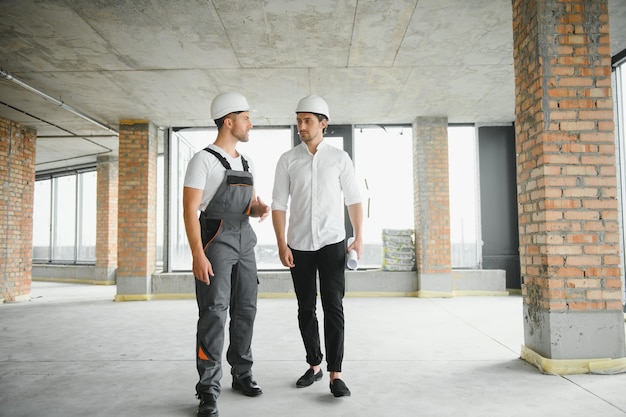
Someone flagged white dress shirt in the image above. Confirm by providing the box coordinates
[271,141,362,251]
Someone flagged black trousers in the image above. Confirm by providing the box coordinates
[290,241,346,372]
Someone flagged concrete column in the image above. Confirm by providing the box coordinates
[95,155,118,284]
[0,117,36,302]
[512,0,625,371]
[413,116,452,296]
[116,120,158,301]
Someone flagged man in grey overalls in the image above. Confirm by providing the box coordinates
[183,92,269,417]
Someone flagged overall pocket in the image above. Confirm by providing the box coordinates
[200,215,222,247]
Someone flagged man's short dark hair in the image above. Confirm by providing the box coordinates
[214,111,244,129]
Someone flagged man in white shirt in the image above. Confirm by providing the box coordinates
[271,95,363,398]
[183,92,270,417]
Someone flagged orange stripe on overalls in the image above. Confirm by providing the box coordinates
[198,346,210,361]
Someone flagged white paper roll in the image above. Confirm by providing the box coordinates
[346,237,358,270]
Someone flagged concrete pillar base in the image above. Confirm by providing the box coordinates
[521,345,626,375]
[115,275,152,301]
[94,266,117,284]
[523,306,626,360]
[417,273,453,296]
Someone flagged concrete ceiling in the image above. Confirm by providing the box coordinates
[1,0,626,171]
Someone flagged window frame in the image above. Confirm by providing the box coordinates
[33,167,97,265]
[612,50,626,305]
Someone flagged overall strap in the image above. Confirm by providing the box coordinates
[203,147,249,172]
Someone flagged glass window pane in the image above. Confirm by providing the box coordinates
[33,179,51,261]
[354,126,414,268]
[239,128,292,269]
[619,63,625,303]
[324,136,344,150]
[76,171,96,262]
[169,129,206,271]
[52,175,77,261]
[157,154,164,267]
[615,60,626,303]
[448,126,480,268]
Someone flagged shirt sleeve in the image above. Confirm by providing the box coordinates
[271,153,290,211]
[340,152,362,206]
[183,152,209,190]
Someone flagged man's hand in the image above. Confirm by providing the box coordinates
[347,236,363,259]
[279,244,295,268]
[252,196,270,222]
[192,251,215,285]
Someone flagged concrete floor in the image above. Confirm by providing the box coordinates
[1,281,626,417]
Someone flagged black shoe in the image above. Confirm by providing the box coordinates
[232,375,263,397]
[296,368,323,388]
[197,393,218,417]
[330,379,351,397]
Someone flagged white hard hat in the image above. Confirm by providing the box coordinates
[211,92,250,120]
[295,95,330,121]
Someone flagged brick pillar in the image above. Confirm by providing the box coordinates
[95,155,118,284]
[0,117,36,302]
[116,120,157,301]
[413,116,452,296]
[513,0,625,365]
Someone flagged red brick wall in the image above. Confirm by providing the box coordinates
[0,117,36,302]
[413,117,452,275]
[96,155,118,271]
[513,0,622,312]
[117,121,157,278]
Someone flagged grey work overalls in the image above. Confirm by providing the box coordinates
[195,148,258,397]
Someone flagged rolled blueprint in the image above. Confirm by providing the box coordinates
[346,237,358,270]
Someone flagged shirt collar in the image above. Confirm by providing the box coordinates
[299,139,327,155]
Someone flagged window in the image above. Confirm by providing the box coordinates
[33,170,97,263]
[353,125,414,268]
[239,128,293,269]
[51,175,77,261]
[167,123,482,272]
[448,126,480,268]
[32,179,51,260]
[157,154,164,268]
[76,171,97,261]
[613,52,626,303]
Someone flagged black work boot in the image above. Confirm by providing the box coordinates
[197,392,218,417]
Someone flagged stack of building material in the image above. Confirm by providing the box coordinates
[381,229,416,271]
